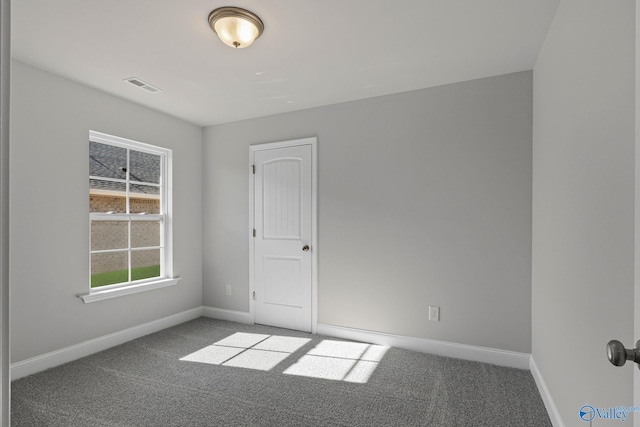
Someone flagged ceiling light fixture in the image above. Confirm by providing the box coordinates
[208,6,264,49]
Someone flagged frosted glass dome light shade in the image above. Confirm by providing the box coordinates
[208,7,264,49]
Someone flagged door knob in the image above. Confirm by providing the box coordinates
[302,245,310,252]
[607,340,640,368]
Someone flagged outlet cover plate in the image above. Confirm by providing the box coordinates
[429,305,440,321]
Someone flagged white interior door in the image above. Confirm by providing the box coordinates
[251,139,316,333]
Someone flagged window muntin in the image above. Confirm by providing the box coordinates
[89,131,172,290]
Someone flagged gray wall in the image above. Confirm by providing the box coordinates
[10,61,203,363]
[203,71,533,353]
[532,0,635,423]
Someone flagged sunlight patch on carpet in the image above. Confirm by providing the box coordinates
[179,332,311,371]
[214,332,271,348]
[284,340,389,383]
[223,349,291,371]
[179,332,388,382]
[179,345,244,365]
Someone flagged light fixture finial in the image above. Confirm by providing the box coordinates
[208,7,264,49]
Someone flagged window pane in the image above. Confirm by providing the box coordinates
[91,251,128,288]
[130,184,160,214]
[131,220,160,248]
[91,221,128,250]
[89,180,126,213]
[89,142,127,180]
[131,249,160,281]
[129,150,160,184]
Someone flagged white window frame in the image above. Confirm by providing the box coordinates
[80,130,179,303]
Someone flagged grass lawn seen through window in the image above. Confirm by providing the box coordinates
[91,265,161,288]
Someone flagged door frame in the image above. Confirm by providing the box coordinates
[249,137,318,334]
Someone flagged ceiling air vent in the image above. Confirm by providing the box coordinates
[124,77,162,93]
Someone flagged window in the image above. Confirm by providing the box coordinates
[82,131,178,303]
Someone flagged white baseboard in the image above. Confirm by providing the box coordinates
[530,357,565,427]
[10,307,203,381]
[317,323,531,370]
[202,306,252,324]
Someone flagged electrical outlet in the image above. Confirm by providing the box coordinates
[225,285,232,296]
[429,305,440,321]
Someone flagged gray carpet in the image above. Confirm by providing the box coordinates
[11,318,551,426]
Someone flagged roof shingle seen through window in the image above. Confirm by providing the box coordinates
[90,141,160,195]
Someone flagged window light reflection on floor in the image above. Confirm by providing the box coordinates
[179,332,310,371]
[284,340,389,383]
[179,332,389,384]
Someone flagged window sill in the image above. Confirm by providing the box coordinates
[79,277,181,303]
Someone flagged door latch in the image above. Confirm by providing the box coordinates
[607,340,640,369]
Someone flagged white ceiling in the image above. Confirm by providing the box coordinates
[11,0,560,127]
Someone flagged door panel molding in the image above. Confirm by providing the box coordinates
[249,137,318,334]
